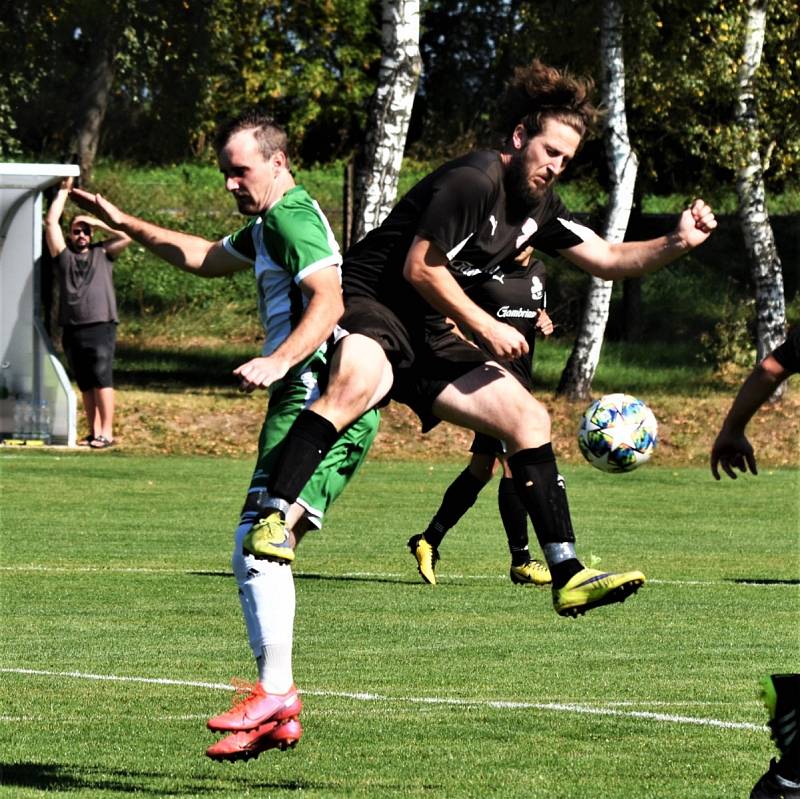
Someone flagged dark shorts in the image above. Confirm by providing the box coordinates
[340,295,492,431]
[62,322,116,391]
[469,432,504,456]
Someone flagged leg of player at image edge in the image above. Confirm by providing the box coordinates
[750,674,800,799]
[205,511,302,762]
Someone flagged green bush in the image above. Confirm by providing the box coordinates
[698,296,757,372]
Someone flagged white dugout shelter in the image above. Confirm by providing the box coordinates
[1,164,80,446]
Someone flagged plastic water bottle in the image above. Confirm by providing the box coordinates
[14,396,32,440]
[35,400,52,444]
[0,362,9,400]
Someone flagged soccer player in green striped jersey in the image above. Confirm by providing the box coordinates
[72,111,379,761]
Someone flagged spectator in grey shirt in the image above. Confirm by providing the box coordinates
[45,177,131,448]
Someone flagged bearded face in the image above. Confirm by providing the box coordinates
[505,118,582,206]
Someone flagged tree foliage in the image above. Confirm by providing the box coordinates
[621,0,799,194]
[411,0,798,194]
[4,0,381,166]
[3,0,797,194]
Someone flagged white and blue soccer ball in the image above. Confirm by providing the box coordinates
[577,393,658,473]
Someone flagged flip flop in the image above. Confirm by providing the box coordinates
[90,435,114,449]
[78,435,95,446]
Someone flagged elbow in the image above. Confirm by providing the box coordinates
[402,260,424,288]
[314,292,344,329]
[332,294,345,325]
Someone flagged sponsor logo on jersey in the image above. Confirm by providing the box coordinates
[497,305,539,319]
[530,275,544,301]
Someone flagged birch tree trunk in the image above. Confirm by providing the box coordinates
[557,0,638,399]
[350,0,421,244]
[735,0,786,373]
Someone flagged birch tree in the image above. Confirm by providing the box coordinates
[557,0,638,399]
[735,0,786,370]
[350,0,421,244]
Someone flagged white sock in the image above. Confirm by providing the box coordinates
[232,519,296,694]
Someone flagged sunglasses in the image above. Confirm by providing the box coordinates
[71,226,91,236]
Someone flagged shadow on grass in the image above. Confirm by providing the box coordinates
[0,762,199,795]
[114,343,253,391]
[0,761,332,794]
[730,578,800,586]
[115,338,733,395]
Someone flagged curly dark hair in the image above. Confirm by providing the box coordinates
[495,60,601,145]
[213,110,289,163]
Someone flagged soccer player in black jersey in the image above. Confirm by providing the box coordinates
[709,326,800,799]
[409,248,555,586]
[247,59,717,619]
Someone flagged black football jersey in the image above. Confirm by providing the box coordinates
[465,260,547,388]
[773,325,800,373]
[342,150,592,322]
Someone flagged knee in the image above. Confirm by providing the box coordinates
[316,350,389,425]
[469,455,496,482]
[504,395,551,450]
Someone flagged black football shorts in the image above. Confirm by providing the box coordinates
[340,295,493,431]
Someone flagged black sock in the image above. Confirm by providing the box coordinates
[549,559,584,586]
[507,444,583,587]
[498,477,530,563]
[424,467,487,548]
[266,410,339,504]
[777,755,800,784]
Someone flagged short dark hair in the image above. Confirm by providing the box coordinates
[214,110,289,162]
[495,60,601,145]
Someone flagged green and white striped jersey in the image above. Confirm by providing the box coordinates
[222,186,342,367]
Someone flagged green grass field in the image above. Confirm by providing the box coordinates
[2,452,799,797]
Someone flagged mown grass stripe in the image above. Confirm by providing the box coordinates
[0,667,764,733]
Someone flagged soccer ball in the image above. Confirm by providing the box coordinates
[577,393,658,473]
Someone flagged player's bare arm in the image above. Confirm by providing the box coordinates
[403,236,528,360]
[70,187,246,277]
[559,199,717,280]
[71,213,133,258]
[44,178,71,257]
[234,265,344,392]
[710,353,789,480]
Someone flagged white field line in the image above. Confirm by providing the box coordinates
[0,668,764,733]
[0,564,796,588]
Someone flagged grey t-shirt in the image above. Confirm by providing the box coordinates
[56,243,118,326]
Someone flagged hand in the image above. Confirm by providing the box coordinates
[59,176,74,192]
[233,356,289,392]
[69,187,125,229]
[675,198,717,249]
[72,213,104,230]
[536,309,554,337]
[710,429,757,480]
[476,319,529,360]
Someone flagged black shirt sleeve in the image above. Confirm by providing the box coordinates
[415,163,498,260]
[771,326,800,374]
[529,193,596,256]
